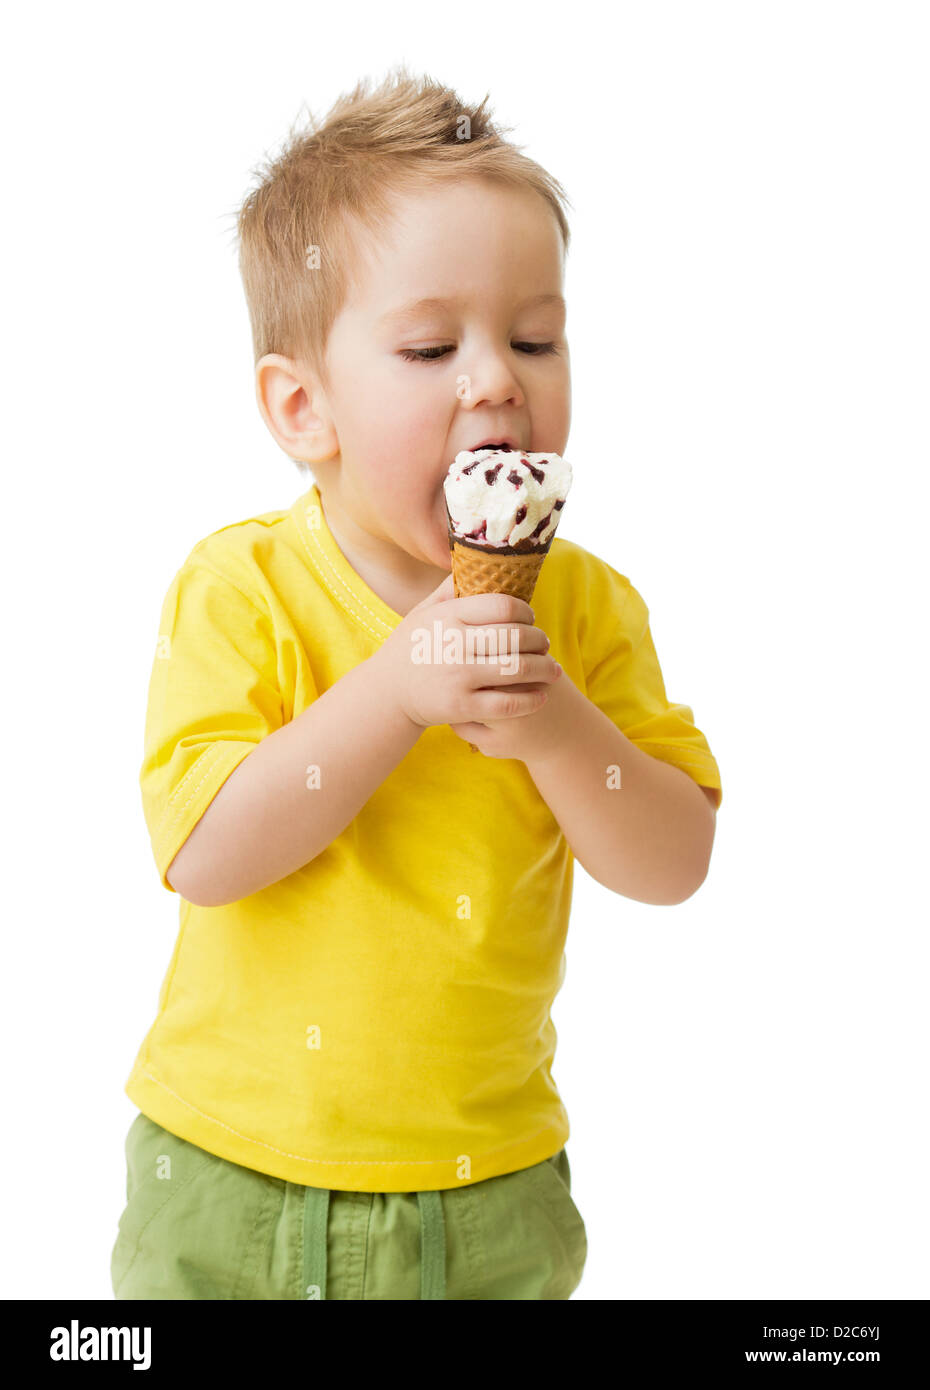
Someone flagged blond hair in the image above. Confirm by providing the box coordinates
[231,66,572,421]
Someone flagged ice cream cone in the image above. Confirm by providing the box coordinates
[447,528,553,752]
[442,447,572,755]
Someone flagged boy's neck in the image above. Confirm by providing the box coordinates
[315,485,447,618]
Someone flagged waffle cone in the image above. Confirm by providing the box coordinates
[449,538,549,604]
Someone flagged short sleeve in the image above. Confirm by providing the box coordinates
[583,575,722,809]
[140,561,284,891]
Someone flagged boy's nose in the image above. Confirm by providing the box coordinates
[458,358,526,408]
[466,383,523,409]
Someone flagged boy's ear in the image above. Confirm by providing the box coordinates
[254,353,339,465]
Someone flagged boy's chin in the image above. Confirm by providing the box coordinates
[425,538,454,576]
[425,531,454,572]
[388,522,452,574]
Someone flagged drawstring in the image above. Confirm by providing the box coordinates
[417,1190,446,1300]
[302,1183,446,1299]
[302,1185,330,1299]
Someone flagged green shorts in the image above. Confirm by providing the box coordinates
[111,1112,588,1300]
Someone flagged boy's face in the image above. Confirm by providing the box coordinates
[310,177,570,573]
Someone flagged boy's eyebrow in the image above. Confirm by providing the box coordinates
[379,293,565,328]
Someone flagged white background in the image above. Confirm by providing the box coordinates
[2,0,927,1301]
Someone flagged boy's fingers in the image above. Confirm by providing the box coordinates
[464,625,550,657]
[452,593,535,626]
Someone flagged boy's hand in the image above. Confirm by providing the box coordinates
[375,572,562,738]
[447,658,572,762]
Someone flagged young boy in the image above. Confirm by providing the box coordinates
[112,69,722,1301]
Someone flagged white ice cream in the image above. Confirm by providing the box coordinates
[443,448,572,549]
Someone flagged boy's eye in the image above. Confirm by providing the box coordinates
[399,343,558,363]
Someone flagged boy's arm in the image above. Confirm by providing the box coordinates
[166,649,420,906]
[521,673,717,906]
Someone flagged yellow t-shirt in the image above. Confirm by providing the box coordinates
[125,483,722,1191]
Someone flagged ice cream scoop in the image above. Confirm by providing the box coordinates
[444,447,573,551]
